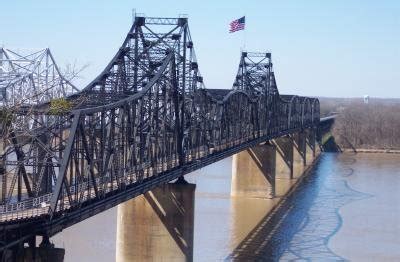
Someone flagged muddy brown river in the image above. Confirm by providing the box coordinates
[52,153,400,261]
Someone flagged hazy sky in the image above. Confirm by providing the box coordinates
[1,0,399,97]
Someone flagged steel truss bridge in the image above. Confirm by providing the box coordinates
[0,16,320,250]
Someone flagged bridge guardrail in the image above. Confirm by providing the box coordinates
[0,193,52,221]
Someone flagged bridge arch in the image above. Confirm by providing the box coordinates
[312,99,320,125]
[286,96,302,130]
[301,97,313,128]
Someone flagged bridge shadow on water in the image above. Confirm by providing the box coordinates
[226,153,371,262]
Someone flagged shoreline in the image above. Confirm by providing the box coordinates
[340,148,400,154]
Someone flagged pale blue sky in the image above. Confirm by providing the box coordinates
[1,0,399,97]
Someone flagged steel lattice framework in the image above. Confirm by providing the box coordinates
[0,48,78,106]
[233,52,277,96]
[0,16,320,250]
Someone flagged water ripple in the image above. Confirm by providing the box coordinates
[227,153,372,261]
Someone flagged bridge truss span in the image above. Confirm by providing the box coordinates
[0,15,320,249]
[0,47,78,107]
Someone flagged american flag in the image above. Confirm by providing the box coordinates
[229,16,245,33]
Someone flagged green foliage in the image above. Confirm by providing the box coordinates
[0,109,14,126]
[49,98,72,115]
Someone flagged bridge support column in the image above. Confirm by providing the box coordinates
[231,143,276,198]
[292,131,306,178]
[273,136,293,179]
[116,180,195,262]
[306,128,316,164]
[316,138,322,156]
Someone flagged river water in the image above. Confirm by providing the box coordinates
[52,153,400,261]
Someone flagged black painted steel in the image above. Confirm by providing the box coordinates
[0,16,320,249]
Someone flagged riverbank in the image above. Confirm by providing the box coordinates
[321,132,400,154]
[340,148,400,154]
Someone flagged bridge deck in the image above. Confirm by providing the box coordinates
[0,140,237,221]
[0,122,324,225]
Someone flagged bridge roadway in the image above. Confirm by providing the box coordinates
[0,16,325,253]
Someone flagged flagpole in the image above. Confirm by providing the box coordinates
[230,16,246,52]
[243,15,246,51]
[243,27,246,51]
[132,8,136,24]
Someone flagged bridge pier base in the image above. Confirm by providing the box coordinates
[116,181,195,262]
[231,142,276,198]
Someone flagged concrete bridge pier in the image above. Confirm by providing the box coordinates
[231,142,276,198]
[314,129,322,154]
[306,128,316,165]
[273,136,294,179]
[292,131,307,178]
[116,179,196,262]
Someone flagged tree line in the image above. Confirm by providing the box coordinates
[320,98,400,149]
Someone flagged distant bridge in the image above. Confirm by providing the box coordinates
[0,16,324,252]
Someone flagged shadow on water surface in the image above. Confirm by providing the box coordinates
[322,136,343,153]
[226,153,371,261]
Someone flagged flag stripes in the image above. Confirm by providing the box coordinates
[229,16,245,33]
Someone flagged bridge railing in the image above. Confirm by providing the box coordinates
[0,193,52,221]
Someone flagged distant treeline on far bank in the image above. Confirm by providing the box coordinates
[319,97,400,150]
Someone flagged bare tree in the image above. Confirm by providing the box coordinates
[330,100,400,149]
[61,60,90,84]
